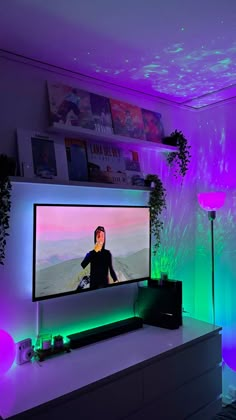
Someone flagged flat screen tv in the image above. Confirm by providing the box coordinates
[33,204,151,301]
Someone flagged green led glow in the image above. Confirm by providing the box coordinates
[194,207,235,323]
[151,245,178,279]
[13,309,136,345]
[51,309,135,340]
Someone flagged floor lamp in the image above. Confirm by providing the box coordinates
[197,192,226,325]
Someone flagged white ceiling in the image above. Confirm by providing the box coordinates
[0,0,236,108]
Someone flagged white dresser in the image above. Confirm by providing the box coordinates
[0,317,222,420]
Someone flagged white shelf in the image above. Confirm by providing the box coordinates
[49,122,178,153]
[10,176,151,191]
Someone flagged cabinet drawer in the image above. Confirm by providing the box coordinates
[127,365,222,420]
[143,332,221,403]
[13,370,143,420]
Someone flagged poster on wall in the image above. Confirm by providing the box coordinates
[47,82,95,130]
[65,138,89,182]
[141,109,164,143]
[86,141,127,185]
[109,98,145,140]
[90,93,114,134]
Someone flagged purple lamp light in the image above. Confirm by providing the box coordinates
[197,192,226,325]
[0,330,16,375]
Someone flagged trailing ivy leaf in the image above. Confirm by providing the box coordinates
[166,130,191,179]
[0,154,14,265]
[145,174,166,256]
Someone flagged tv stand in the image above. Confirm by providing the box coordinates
[67,316,143,349]
[0,318,222,420]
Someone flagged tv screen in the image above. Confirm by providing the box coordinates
[33,204,150,301]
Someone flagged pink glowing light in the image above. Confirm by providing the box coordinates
[0,330,16,375]
[197,191,226,211]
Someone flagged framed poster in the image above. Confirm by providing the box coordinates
[17,129,68,181]
[90,93,113,134]
[141,109,164,143]
[47,82,95,130]
[124,149,144,186]
[86,141,127,185]
[109,99,145,140]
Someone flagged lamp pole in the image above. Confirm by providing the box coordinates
[208,210,216,325]
[198,192,226,328]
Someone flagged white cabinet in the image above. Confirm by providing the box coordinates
[0,318,222,420]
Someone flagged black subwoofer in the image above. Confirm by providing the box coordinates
[137,279,182,329]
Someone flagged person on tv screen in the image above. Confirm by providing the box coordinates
[81,226,118,289]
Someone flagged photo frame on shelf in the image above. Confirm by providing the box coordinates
[17,128,69,181]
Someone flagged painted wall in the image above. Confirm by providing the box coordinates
[0,56,196,341]
[4,53,236,396]
[0,54,196,340]
[192,101,236,396]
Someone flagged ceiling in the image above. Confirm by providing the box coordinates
[0,0,236,109]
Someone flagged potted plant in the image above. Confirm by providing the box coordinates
[145,174,166,255]
[0,154,16,264]
[163,130,191,178]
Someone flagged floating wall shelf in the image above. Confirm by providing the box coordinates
[49,123,178,153]
[10,176,151,191]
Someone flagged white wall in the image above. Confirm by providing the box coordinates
[190,100,236,397]
[2,51,236,397]
[0,53,196,349]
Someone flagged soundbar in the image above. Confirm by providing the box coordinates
[67,316,143,349]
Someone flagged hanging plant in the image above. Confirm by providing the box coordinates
[163,130,191,178]
[145,174,166,256]
[0,154,15,265]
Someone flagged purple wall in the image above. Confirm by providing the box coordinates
[1,54,236,398]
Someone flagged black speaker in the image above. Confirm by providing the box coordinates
[137,279,182,330]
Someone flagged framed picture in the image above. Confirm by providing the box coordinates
[65,138,89,181]
[17,129,69,181]
[86,141,127,185]
[141,109,164,143]
[124,149,144,186]
[109,99,145,140]
[90,93,113,134]
[47,82,95,130]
